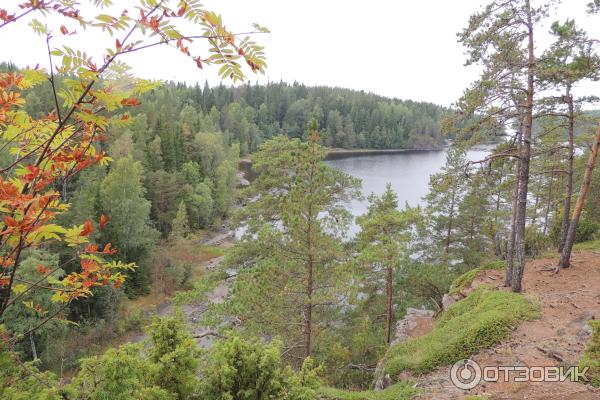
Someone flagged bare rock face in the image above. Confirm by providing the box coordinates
[373,307,435,390]
[374,372,391,390]
[442,293,459,310]
[236,171,250,188]
[392,308,435,345]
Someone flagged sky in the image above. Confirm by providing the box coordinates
[2,0,600,106]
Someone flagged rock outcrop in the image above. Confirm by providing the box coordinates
[392,307,435,345]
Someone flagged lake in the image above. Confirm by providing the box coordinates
[325,149,491,235]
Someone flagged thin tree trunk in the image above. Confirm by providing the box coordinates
[30,332,38,361]
[445,187,456,254]
[558,122,600,269]
[512,2,535,293]
[559,86,574,253]
[385,267,393,345]
[506,142,521,286]
[531,191,540,227]
[543,171,554,236]
[493,177,503,257]
[304,254,313,359]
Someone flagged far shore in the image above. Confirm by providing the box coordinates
[239,146,446,165]
[239,143,496,165]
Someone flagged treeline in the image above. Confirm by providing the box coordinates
[8,61,448,157]
[131,80,447,154]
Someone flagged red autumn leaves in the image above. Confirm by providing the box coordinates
[120,96,140,107]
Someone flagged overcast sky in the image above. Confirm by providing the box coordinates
[3,0,600,106]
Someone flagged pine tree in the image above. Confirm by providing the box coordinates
[224,121,361,360]
[356,184,419,344]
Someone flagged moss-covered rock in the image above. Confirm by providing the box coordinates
[449,261,506,296]
[381,287,540,377]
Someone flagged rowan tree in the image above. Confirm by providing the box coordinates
[0,0,267,335]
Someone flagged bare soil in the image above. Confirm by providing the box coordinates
[417,249,600,400]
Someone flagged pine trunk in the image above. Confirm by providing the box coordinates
[304,254,313,359]
[385,267,393,344]
[511,2,534,293]
[558,122,600,269]
[506,143,521,286]
[558,87,574,253]
[445,187,456,254]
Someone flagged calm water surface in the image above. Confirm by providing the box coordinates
[325,149,490,235]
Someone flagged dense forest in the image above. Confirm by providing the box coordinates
[2,1,600,400]
[20,71,448,155]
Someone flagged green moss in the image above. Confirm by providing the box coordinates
[464,396,489,400]
[449,261,505,296]
[580,320,600,387]
[318,382,418,400]
[382,287,539,377]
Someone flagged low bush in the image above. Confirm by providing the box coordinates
[318,382,418,400]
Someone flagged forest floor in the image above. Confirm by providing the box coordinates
[416,248,600,400]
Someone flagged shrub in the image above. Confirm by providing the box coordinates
[199,335,321,400]
[317,382,418,400]
[550,215,600,246]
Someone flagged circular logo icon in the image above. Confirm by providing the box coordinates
[450,359,482,390]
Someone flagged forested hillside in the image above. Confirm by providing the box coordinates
[7,60,447,155]
[2,1,600,400]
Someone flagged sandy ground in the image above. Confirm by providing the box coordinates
[416,250,600,400]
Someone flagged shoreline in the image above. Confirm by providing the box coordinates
[324,147,444,160]
[238,146,446,165]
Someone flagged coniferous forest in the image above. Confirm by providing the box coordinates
[2,1,600,400]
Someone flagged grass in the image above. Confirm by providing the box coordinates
[573,239,600,251]
[449,261,506,296]
[579,320,600,387]
[199,245,227,257]
[318,382,418,400]
[381,287,540,377]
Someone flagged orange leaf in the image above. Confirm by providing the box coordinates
[102,243,117,255]
[3,216,17,227]
[120,97,140,107]
[80,220,94,236]
[36,264,50,274]
[99,214,107,229]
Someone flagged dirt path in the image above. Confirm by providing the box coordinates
[418,250,600,400]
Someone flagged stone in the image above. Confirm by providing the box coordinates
[442,293,457,310]
[578,324,593,340]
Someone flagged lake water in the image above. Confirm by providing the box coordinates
[325,149,491,235]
